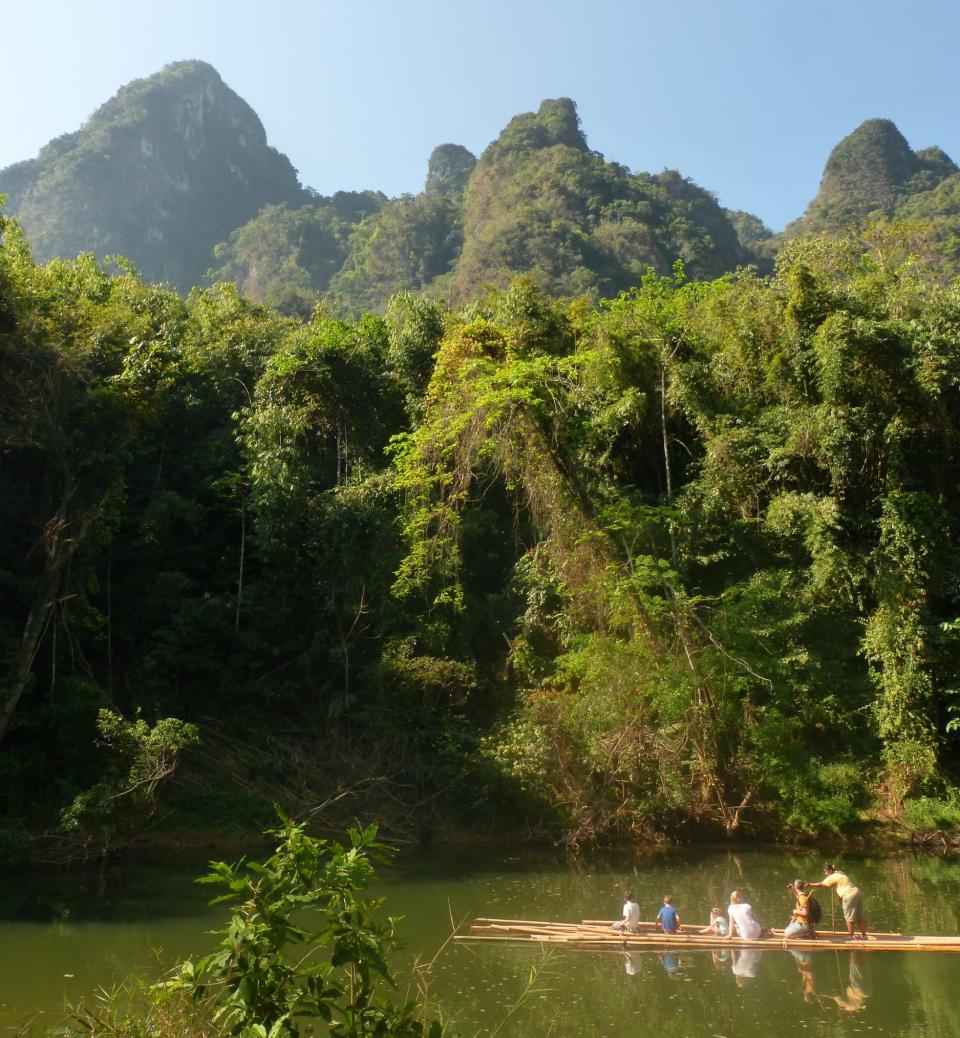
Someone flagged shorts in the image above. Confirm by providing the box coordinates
[842,890,864,924]
[784,921,811,937]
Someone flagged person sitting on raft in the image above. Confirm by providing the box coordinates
[612,890,641,932]
[700,906,728,936]
[655,895,681,934]
[806,863,868,940]
[784,879,817,939]
[725,889,764,940]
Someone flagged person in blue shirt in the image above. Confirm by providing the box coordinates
[656,895,681,934]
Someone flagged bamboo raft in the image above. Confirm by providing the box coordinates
[458,917,960,954]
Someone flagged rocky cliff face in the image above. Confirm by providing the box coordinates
[0,60,305,289]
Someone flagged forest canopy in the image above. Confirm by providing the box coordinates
[2,205,959,860]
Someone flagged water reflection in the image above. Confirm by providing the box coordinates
[730,946,763,985]
[825,951,871,1012]
[608,945,878,1016]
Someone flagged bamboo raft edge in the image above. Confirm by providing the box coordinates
[461,919,960,954]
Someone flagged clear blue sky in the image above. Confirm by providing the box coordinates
[4,0,959,231]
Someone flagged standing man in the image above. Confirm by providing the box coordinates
[807,863,867,940]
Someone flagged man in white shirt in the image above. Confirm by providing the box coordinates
[725,889,763,941]
[612,891,641,932]
[808,863,867,939]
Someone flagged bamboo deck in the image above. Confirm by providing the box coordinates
[458,918,960,954]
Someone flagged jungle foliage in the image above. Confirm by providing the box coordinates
[1,203,959,858]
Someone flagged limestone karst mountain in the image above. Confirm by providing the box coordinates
[786,118,959,236]
[324,98,753,314]
[0,60,306,289]
[5,65,960,313]
[444,97,750,307]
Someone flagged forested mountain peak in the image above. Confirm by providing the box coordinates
[486,97,589,159]
[0,59,305,289]
[787,118,958,235]
[87,60,274,160]
[823,118,917,203]
[425,144,477,194]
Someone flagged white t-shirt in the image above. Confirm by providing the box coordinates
[727,901,762,940]
[622,899,641,929]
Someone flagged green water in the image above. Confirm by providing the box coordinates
[3,845,960,1036]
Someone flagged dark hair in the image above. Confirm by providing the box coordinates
[625,891,635,901]
[823,863,836,873]
[793,879,806,890]
[663,895,673,904]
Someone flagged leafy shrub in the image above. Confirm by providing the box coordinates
[902,792,960,832]
[778,762,870,836]
[67,818,446,1037]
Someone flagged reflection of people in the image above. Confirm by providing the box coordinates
[612,890,641,932]
[730,947,762,986]
[784,879,816,938]
[828,952,870,1012]
[623,952,636,976]
[700,907,728,936]
[808,863,867,939]
[660,951,681,976]
[726,889,763,940]
[710,948,730,970]
[790,949,817,1002]
[656,895,681,934]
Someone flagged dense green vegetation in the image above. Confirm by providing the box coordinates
[2,198,959,860]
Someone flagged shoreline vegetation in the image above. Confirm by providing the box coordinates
[2,208,960,869]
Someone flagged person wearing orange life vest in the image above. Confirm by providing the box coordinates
[807,863,867,939]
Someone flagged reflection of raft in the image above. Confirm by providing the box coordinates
[457,918,960,953]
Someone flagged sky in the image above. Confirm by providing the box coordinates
[3,0,959,231]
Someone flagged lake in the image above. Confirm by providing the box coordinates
[2,844,960,1036]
